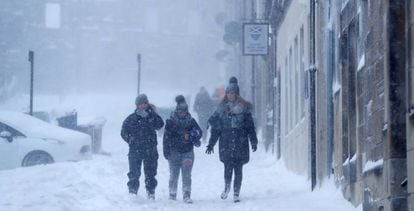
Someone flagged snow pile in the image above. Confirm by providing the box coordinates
[0,149,360,211]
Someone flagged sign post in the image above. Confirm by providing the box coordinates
[28,50,34,115]
[137,53,141,95]
[242,23,269,115]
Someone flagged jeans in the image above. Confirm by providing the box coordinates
[224,158,243,195]
[168,150,194,195]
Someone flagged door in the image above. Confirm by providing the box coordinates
[0,122,20,170]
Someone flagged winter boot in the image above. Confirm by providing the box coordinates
[233,193,240,203]
[128,188,137,195]
[183,191,193,204]
[220,184,231,200]
[169,193,177,200]
[147,190,155,200]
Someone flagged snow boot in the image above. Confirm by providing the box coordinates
[220,184,231,200]
[169,193,177,200]
[183,191,193,204]
[233,193,240,203]
[147,190,155,200]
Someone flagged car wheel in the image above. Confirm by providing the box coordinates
[22,151,54,167]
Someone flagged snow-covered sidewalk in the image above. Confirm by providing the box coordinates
[0,145,359,211]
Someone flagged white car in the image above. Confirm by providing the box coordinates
[0,110,92,170]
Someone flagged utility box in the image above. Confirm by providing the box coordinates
[55,111,106,154]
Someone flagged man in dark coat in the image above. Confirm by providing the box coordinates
[163,95,202,203]
[193,86,214,142]
[206,80,258,203]
[121,94,164,199]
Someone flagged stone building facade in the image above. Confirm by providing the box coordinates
[263,0,413,210]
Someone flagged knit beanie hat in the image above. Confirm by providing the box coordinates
[175,95,188,112]
[229,76,238,84]
[226,83,239,94]
[135,94,149,105]
[228,76,240,95]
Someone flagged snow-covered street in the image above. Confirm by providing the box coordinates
[0,147,360,211]
[0,94,360,211]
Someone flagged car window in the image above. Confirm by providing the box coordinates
[0,122,25,137]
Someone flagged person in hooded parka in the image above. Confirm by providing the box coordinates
[121,94,164,199]
[206,78,258,203]
[193,86,214,142]
[163,95,202,203]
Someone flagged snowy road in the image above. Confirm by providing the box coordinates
[0,94,360,211]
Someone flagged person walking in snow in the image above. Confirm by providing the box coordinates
[193,86,214,143]
[163,95,202,203]
[121,94,164,199]
[205,77,258,203]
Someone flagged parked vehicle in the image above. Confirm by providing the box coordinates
[33,110,107,154]
[0,110,92,170]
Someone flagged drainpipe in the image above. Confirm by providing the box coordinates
[309,0,317,191]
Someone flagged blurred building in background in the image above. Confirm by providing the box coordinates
[0,0,228,99]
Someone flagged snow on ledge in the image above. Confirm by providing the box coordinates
[363,159,383,173]
[357,54,365,71]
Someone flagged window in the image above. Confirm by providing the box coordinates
[294,36,299,124]
[300,26,306,117]
[0,122,24,137]
[285,57,288,135]
[289,47,293,130]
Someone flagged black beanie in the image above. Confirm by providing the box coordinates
[229,76,238,84]
[175,95,188,112]
[227,76,240,95]
[135,94,148,105]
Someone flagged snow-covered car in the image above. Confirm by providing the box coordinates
[0,110,92,170]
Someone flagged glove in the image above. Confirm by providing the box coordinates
[164,153,170,160]
[190,127,201,147]
[252,144,257,152]
[205,145,214,154]
[127,137,135,145]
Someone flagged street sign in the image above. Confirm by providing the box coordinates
[242,23,269,55]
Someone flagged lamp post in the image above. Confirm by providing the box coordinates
[137,53,141,95]
[28,50,34,116]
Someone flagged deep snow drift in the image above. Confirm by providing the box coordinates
[0,93,361,211]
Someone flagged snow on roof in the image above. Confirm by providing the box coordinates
[0,110,89,141]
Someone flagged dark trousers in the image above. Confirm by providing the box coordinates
[127,147,158,194]
[224,159,243,195]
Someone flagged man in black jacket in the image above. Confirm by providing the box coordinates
[121,94,164,199]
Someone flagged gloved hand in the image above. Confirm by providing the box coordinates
[205,145,214,154]
[164,152,170,160]
[251,144,257,152]
[190,127,201,147]
[128,137,135,145]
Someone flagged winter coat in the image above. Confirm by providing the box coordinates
[121,106,164,151]
[163,112,202,159]
[193,91,215,118]
[208,96,258,164]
